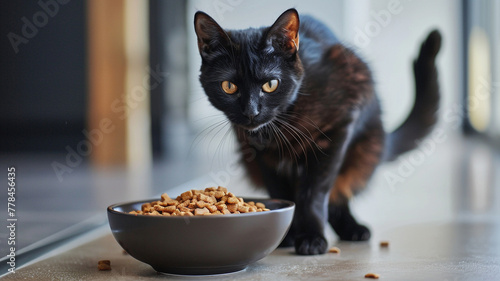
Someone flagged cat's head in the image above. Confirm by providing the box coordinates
[194,9,304,132]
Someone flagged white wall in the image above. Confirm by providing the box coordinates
[343,0,461,132]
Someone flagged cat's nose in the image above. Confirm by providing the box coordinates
[243,106,260,123]
[246,110,260,123]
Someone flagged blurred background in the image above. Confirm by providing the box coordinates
[0,0,498,270]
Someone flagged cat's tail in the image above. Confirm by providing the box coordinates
[383,30,442,161]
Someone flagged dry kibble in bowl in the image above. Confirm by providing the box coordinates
[128,186,270,216]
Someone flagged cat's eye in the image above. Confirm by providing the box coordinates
[262,79,279,93]
[221,81,238,94]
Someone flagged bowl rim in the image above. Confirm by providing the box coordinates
[107,197,295,219]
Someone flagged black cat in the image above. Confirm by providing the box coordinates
[194,8,441,255]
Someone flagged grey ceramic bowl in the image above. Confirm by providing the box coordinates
[107,198,295,275]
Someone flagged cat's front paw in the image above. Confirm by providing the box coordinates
[294,234,328,255]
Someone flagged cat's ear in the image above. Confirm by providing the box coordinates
[194,12,227,59]
[266,8,300,55]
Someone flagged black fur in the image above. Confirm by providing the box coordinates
[194,9,441,255]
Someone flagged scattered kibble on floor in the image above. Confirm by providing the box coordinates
[364,273,379,279]
[98,260,111,271]
[328,246,341,253]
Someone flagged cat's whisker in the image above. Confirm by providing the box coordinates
[209,120,232,167]
[268,121,286,161]
[283,120,313,165]
[277,113,330,155]
[213,122,234,168]
[274,118,308,165]
[280,116,326,163]
[188,95,209,106]
[191,118,229,161]
[275,115,328,164]
[296,89,310,96]
[192,113,226,123]
[270,120,299,164]
[280,112,332,142]
[270,123,285,160]
[190,118,228,156]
